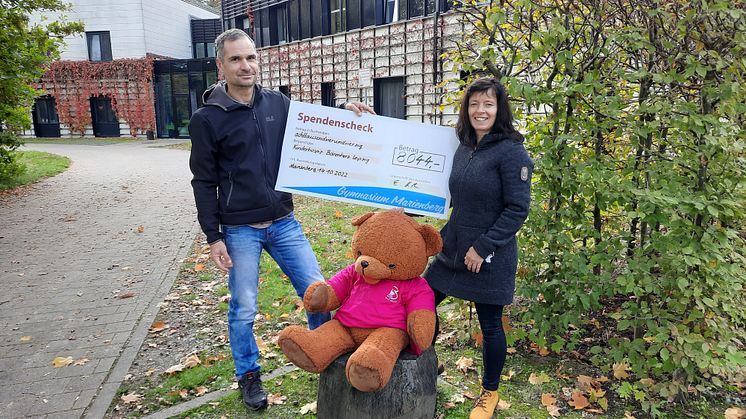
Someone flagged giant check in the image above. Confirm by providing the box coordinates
[276,101,459,219]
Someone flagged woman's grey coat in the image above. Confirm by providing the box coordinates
[425,132,533,305]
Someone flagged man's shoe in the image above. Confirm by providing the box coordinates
[238,371,268,411]
[469,387,499,419]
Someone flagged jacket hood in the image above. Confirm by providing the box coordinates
[202,80,263,111]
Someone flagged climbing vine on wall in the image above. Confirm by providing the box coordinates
[39,58,156,136]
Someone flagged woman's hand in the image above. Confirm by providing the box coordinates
[464,246,484,273]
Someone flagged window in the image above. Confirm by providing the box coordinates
[374,77,405,119]
[87,31,112,62]
[311,0,324,37]
[361,0,375,27]
[408,0,424,18]
[279,85,291,99]
[385,0,397,22]
[321,83,335,107]
[193,42,206,58]
[273,4,288,44]
[346,0,361,30]
[330,0,346,33]
[288,0,300,41]
[300,0,312,39]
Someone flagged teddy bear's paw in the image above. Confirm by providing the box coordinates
[347,362,385,392]
[277,336,323,372]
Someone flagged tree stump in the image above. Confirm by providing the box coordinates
[316,347,438,419]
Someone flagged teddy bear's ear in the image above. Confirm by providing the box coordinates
[351,212,375,226]
[419,224,443,256]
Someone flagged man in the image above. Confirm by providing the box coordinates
[189,29,373,412]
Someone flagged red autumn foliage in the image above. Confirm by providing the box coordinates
[38,58,156,136]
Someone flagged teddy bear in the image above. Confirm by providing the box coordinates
[277,208,443,392]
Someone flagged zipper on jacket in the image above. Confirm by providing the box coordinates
[226,171,234,207]
[251,107,275,213]
[452,146,476,268]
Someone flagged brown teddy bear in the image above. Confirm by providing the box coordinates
[277,209,443,392]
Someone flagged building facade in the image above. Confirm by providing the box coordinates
[222,0,466,125]
[27,0,220,138]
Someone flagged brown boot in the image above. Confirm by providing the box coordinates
[469,387,500,419]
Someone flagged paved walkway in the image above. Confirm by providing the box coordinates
[0,141,197,418]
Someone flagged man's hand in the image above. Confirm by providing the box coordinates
[344,101,376,116]
[464,246,484,273]
[209,240,233,272]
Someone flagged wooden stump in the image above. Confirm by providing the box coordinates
[316,347,438,419]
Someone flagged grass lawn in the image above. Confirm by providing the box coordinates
[0,150,70,191]
[109,196,741,419]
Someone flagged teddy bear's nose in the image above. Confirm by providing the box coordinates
[360,260,369,268]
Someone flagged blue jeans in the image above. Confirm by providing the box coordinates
[223,213,331,377]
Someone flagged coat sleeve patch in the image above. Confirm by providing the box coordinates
[520,166,529,181]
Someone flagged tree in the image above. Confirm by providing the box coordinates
[443,0,745,414]
[0,0,82,180]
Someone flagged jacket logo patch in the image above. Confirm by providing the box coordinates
[521,166,529,181]
[265,115,275,122]
[386,286,400,303]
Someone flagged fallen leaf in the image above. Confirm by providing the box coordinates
[195,386,208,396]
[598,397,608,411]
[539,346,550,356]
[121,392,142,404]
[117,292,135,299]
[506,347,517,354]
[52,356,73,368]
[528,372,551,385]
[136,225,145,233]
[443,402,456,409]
[230,382,239,390]
[267,393,287,405]
[334,210,344,218]
[613,362,630,380]
[194,263,206,272]
[547,404,561,417]
[256,336,268,354]
[624,411,637,419]
[541,393,557,407]
[20,336,32,342]
[450,393,465,404]
[182,354,201,368]
[149,321,169,333]
[500,369,516,381]
[496,399,511,410]
[164,364,185,374]
[639,377,655,386]
[145,368,157,376]
[463,390,476,400]
[455,357,474,373]
[725,407,746,419]
[576,375,596,391]
[568,391,590,410]
[73,358,89,366]
[300,401,317,415]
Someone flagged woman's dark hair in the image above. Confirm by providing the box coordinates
[455,77,518,147]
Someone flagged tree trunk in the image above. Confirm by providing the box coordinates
[316,347,438,419]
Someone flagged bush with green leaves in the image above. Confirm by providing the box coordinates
[443,0,745,413]
[0,0,82,180]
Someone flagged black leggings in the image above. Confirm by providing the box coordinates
[433,289,507,391]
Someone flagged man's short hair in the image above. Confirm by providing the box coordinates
[215,29,254,61]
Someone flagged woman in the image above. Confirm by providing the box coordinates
[425,77,533,419]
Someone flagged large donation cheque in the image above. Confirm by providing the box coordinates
[276,101,459,219]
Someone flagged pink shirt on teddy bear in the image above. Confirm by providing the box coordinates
[327,264,435,355]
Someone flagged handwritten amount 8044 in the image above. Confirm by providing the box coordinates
[391,148,446,173]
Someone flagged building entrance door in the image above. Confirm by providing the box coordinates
[90,96,120,137]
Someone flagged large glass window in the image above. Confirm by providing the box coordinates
[408,0,424,18]
[273,4,288,44]
[86,31,112,62]
[385,0,397,22]
[288,0,300,41]
[346,0,361,30]
[311,0,324,37]
[300,0,312,39]
[321,83,335,107]
[361,0,375,27]
[330,0,346,33]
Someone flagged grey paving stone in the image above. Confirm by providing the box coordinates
[1,142,197,418]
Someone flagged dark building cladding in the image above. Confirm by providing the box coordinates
[221,0,451,48]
